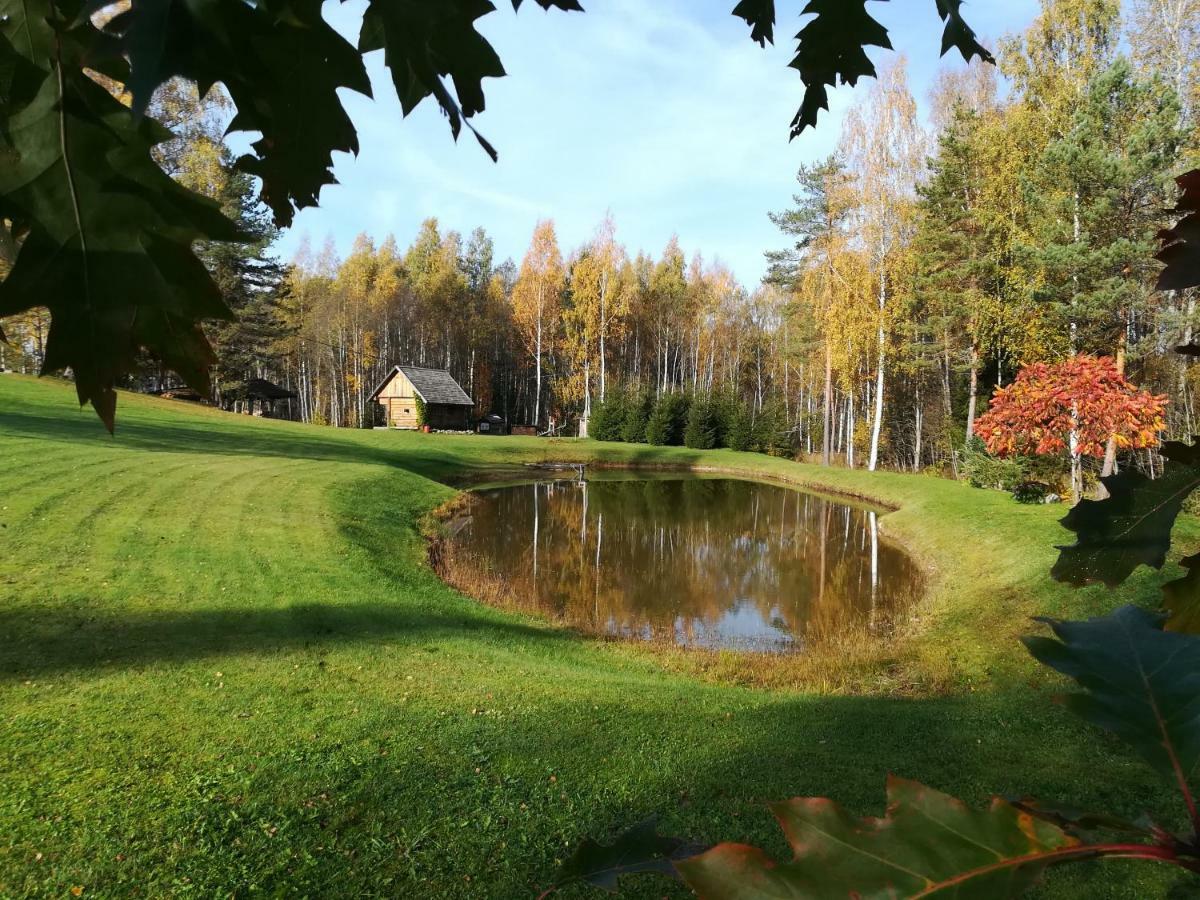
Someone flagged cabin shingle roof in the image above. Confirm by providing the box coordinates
[369,366,473,406]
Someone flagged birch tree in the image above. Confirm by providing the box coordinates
[564,215,628,418]
[512,221,565,428]
[840,59,925,471]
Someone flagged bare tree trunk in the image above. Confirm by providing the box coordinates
[662,337,669,395]
[782,324,790,422]
[868,331,885,470]
[1099,325,1128,486]
[796,362,804,446]
[913,383,923,472]
[1069,402,1082,504]
[941,328,953,418]
[965,340,979,443]
[755,344,764,412]
[867,271,886,471]
[847,390,857,469]
[582,358,591,420]
[821,340,833,466]
[1180,292,1196,436]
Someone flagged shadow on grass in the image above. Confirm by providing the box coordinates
[0,601,572,680]
[507,694,1188,900]
[0,455,724,682]
[0,406,407,467]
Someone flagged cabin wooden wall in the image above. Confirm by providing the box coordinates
[377,371,419,428]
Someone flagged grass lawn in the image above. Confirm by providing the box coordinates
[0,374,1195,898]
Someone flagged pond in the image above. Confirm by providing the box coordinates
[440,473,923,653]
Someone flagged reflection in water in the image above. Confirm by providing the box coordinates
[447,475,923,652]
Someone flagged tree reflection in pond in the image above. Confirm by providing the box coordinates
[446,474,923,653]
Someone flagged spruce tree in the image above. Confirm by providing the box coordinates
[724,402,755,452]
[684,397,717,449]
[590,390,626,441]
[766,156,853,466]
[754,400,789,456]
[620,391,653,443]
[646,394,691,446]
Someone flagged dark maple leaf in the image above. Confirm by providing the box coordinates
[106,0,371,228]
[787,0,892,137]
[1163,551,1200,634]
[542,816,706,895]
[1024,606,1200,813]
[512,0,585,10]
[935,0,995,65]
[1053,439,1200,587]
[0,16,238,430]
[733,0,776,46]
[1158,169,1200,294]
[677,776,1080,897]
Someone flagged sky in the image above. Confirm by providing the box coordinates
[275,0,1043,286]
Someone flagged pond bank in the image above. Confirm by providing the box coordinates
[430,470,925,691]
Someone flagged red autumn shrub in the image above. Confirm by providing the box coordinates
[975,355,1166,459]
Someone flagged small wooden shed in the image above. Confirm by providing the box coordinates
[242,378,297,417]
[477,414,508,435]
[369,365,474,430]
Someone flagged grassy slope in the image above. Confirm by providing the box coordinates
[0,374,1193,898]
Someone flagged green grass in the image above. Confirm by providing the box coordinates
[0,374,1195,898]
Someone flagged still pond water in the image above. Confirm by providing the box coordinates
[446,473,923,653]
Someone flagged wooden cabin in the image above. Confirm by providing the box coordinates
[369,365,474,430]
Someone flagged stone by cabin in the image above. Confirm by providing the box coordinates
[369,365,474,430]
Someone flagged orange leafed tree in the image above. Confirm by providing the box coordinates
[975,355,1167,500]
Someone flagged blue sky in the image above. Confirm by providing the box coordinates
[276,0,1042,285]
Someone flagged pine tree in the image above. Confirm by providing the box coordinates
[203,162,290,406]
[767,155,853,466]
[912,103,1038,445]
[1027,58,1183,475]
[1030,58,1183,357]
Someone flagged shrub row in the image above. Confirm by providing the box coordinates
[590,389,791,456]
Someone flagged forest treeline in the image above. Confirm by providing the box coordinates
[1,0,1196,477]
